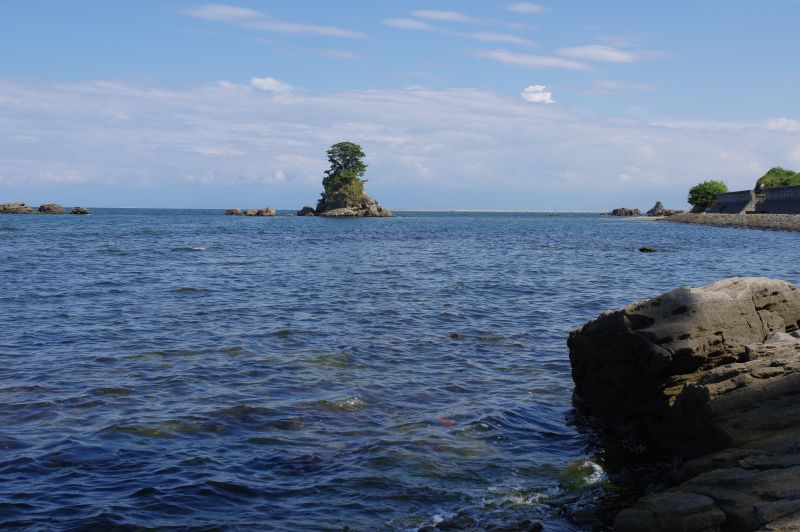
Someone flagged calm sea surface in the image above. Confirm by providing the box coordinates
[1,210,798,530]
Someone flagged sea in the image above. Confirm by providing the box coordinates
[1,210,798,530]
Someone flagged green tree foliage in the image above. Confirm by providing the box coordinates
[687,180,728,209]
[318,142,369,210]
[754,167,800,192]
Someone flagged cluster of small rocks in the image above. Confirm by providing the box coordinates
[0,203,90,215]
[224,207,276,217]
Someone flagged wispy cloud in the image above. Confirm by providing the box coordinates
[184,3,364,38]
[183,4,261,22]
[558,44,666,63]
[558,45,638,63]
[382,19,535,47]
[475,49,590,70]
[412,10,473,23]
[521,85,554,104]
[506,3,548,14]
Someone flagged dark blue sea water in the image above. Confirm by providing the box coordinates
[1,210,798,530]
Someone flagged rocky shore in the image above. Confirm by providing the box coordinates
[664,212,800,232]
[569,278,800,531]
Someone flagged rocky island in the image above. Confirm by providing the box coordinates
[306,142,391,217]
[569,277,800,530]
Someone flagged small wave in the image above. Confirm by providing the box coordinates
[172,287,210,293]
[317,396,365,412]
[170,246,207,252]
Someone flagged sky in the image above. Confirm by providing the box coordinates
[2,1,800,210]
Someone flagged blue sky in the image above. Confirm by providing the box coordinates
[2,1,800,209]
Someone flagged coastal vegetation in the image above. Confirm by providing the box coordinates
[687,180,728,210]
[313,141,391,217]
[754,166,800,191]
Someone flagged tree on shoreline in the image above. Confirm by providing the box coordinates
[688,180,728,211]
[754,167,800,192]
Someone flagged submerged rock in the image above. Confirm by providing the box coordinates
[38,203,66,214]
[297,206,316,216]
[0,203,35,214]
[606,208,641,216]
[71,206,91,215]
[569,277,800,531]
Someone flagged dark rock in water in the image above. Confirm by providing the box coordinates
[449,333,463,340]
[71,207,91,215]
[0,203,35,214]
[225,207,276,216]
[645,201,684,217]
[606,208,641,216]
[569,277,800,531]
[38,203,66,214]
[638,247,658,253]
[318,199,392,217]
[297,206,316,216]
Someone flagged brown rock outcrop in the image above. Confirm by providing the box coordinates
[38,204,66,214]
[0,203,35,214]
[569,278,800,531]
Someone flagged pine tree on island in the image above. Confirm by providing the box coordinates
[298,142,391,217]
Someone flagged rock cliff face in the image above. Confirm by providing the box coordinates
[569,278,800,531]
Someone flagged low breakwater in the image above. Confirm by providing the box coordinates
[569,278,800,531]
[664,212,800,232]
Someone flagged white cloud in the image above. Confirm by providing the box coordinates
[249,76,293,93]
[474,49,590,70]
[383,19,534,47]
[1,78,798,209]
[506,3,548,14]
[383,18,434,30]
[184,3,364,38]
[412,10,472,22]
[558,45,637,63]
[244,20,364,38]
[521,85,554,104]
[767,118,800,132]
[472,31,535,47]
[183,4,261,22]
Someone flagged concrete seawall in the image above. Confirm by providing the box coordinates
[663,212,800,232]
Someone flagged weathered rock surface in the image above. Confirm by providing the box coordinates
[606,208,641,216]
[646,201,684,217]
[569,278,800,531]
[319,199,392,217]
[0,203,35,214]
[297,206,316,216]
[225,207,276,216]
[70,206,91,215]
[38,203,66,214]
